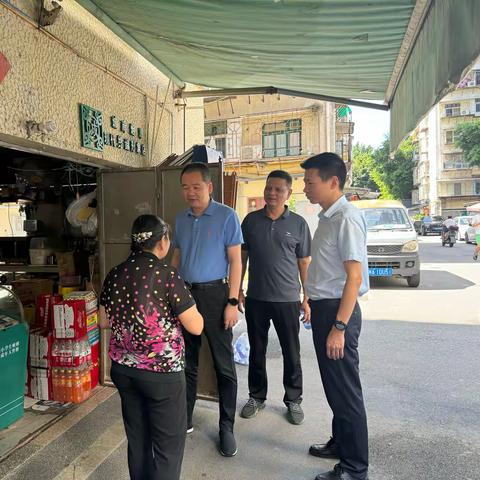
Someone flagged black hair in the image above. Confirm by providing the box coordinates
[131,215,171,252]
[181,162,212,183]
[300,152,347,190]
[267,170,293,187]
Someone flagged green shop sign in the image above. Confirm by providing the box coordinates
[80,104,146,156]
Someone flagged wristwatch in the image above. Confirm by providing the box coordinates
[334,320,347,331]
[227,297,239,306]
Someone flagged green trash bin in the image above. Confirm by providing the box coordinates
[0,288,29,430]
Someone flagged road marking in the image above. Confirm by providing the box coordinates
[53,419,125,480]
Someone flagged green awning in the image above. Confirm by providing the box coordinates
[76,0,480,150]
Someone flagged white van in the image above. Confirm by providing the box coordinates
[353,200,421,287]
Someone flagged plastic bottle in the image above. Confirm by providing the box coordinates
[300,309,311,330]
[73,371,82,403]
[65,369,73,403]
[233,332,250,365]
[58,369,66,402]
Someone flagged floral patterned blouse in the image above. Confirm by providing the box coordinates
[100,250,195,373]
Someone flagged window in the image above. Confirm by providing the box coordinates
[204,121,227,136]
[445,130,456,144]
[215,137,226,158]
[475,181,480,195]
[262,119,301,158]
[453,183,462,196]
[443,153,469,170]
[445,103,460,117]
[476,98,480,114]
[475,70,480,86]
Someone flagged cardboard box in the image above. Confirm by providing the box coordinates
[56,252,75,277]
[65,291,97,315]
[87,325,100,345]
[53,300,87,339]
[29,329,54,368]
[86,312,97,329]
[35,294,63,330]
[11,279,54,305]
[28,366,53,401]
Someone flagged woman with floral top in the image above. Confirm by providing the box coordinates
[99,214,203,480]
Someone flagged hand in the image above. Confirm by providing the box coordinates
[301,298,311,325]
[224,303,239,330]
[326,327,345,360]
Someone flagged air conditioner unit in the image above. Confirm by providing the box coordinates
[461,110,470,115]
[468,81,475,87]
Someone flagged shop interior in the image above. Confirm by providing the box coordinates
[0,146,101,460]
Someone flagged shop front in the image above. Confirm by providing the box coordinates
[0,0,204,459]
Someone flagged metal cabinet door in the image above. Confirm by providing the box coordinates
[100,169,157,244]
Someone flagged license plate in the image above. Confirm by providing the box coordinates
[368,267,393,277]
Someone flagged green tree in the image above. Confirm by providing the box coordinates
[373,137,415,200]
[454,120,480,166]
[351,144,379,191]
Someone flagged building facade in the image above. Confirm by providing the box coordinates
[203,95,353,223]
[412,62,480,216]
[0,0,204,169]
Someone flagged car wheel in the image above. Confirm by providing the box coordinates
[407,273,420,288]
[465,233,470,244]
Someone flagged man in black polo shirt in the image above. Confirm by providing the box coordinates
[239,170,311,425]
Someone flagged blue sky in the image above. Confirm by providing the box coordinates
[350,105,390,148]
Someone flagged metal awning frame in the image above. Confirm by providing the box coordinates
[176,86,389,112]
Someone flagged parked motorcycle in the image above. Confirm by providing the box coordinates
[441,225,458,247]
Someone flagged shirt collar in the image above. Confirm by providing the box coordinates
[320,195,348,219]
[188,198,218,217]
[262,205,290,218]
[130,250,159,262]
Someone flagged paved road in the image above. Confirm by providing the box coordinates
[2,236,479,480]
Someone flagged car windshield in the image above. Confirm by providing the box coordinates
[362,208,411,230]
[458,217,472,225]
[432,216,444,222]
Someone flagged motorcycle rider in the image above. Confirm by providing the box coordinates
[442,216,456,243]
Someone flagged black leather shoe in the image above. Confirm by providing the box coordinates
[315,463,368,480]
[219,429,237,457]
[309,437,340,459]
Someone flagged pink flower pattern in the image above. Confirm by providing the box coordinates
[101,251,194,373]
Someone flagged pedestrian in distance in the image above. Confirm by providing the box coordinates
[171,162,243,457]
[99,214,203,480]
[470,213,480,261]
[302,153,370,480]
[239,169,311,425]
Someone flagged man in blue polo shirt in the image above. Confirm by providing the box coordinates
[171,162,243,458]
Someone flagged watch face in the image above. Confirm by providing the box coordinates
[334,321,346,331]
[228,298,239,306]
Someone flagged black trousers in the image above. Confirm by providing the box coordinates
[245,297,302,405]
[183,283,237,431]
[110,362,187,480]
[310,299,369,480]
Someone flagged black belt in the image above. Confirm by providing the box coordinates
[186,278,228,290]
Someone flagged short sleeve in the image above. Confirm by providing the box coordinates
[241,215,250,251]
[99,269,113,307]
[224,210,243,247]
[295,219,311,258]
[166,268,196,317]
[337,216,367,263]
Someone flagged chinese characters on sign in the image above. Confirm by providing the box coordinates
[79,104,146,156]
[0,341,20,358]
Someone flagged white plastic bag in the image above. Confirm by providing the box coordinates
[233,332,250,365]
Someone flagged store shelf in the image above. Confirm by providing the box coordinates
[0,265,59,273]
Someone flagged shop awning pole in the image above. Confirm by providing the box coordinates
[177,86,389,112]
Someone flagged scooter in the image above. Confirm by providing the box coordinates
[441,226,458,247]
